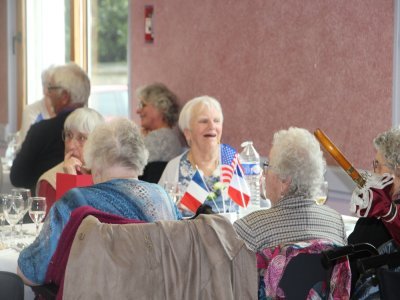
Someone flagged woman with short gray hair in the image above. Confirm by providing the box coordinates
[136,83,184,164]
[18,117,181,286]
[36,107,104,211]
[234,127,346,252]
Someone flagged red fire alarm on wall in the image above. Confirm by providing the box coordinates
[145,5,154,43]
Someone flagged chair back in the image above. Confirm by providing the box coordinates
[139,161,168,183]
[257,239,351,299]
[0,271,24,300]
[378,268,400,300]
[279,252,333,300]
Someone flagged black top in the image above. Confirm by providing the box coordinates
[10,110,72,194]
[347,217,393,295]
[348,217,392,248]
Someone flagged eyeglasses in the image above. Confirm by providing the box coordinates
[47,85,63,91]
[62,130,88,145]
[137,101,147,110]
[372,159,389,173]
[263,161,272,174]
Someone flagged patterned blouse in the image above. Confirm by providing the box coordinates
[177,151,237,214]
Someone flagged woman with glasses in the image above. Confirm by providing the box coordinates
[135,83,184,182]
[348,128,400,248]
[17,118,181,286]
[233,127,346,252]
[36,107,104,212]
[348,128,400,297]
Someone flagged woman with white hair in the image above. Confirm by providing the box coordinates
[36,107,105,211]
[233,127,346,252]
[159,95,231,214]
[18,118,181,286]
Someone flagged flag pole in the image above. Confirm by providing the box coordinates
[196,165,221,214]
[235,163,247,209]
[219,145,227,213]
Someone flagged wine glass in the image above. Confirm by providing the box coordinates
[4,195,23,244]
[11,188,32,236]
[315,181,328,205]
[0,194,7,243]
[29,197,47,236]
[163,182,183,204]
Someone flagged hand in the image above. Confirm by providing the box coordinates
[63,151,84,175]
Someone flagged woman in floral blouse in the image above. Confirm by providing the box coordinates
[159,96,234,215]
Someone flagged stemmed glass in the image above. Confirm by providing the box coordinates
[0,195,6,243]
[163,182,183,204]
[29,197,47,236]
[315,181,328,205]
[11,188,31,236]
[4,195,23,244]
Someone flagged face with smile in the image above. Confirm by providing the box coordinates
[136,100,166,132]
[184,103,223,151]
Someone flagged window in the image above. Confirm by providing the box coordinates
[20,0,129,121]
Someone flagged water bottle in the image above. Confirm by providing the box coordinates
[240,141,261,209]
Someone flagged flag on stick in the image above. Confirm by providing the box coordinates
[180,170,209,213]
[220,144,251,207]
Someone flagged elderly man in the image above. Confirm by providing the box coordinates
[10,63,90,194]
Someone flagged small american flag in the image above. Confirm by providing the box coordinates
[220,143,250,207]
[220,144,239,183]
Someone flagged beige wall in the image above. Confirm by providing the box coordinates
[130,0,393,169]
[0,0,8,125]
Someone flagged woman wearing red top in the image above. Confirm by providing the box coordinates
[36,107,104,212]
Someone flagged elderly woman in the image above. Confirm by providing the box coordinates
[36,107,104,211]
[136,83,184,163]
[17,118,181,285]
[348,128,400,297]
[233,127,346,252]
[348,128,400,248]
[159,96,233,214]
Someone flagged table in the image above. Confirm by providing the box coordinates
[0,224,37,300]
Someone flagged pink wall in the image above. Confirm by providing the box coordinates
[130,0,393,169]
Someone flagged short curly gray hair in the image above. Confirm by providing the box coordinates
[373,128,400,173]
[271,127,326,198]
[136,83,179,127]
[178,96,223,132]
[83,118,149,175]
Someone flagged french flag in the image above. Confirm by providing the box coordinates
[220,144,251,207]
[180,170,209,213]
[228,160,251,207]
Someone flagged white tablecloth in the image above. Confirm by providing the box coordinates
[0,224,37,300]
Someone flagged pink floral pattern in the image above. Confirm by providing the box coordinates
[257,239,351,299]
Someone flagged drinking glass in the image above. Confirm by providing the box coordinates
[0,195,6,242]
[315,181,328,205]
[163,182,183,204]
[4,195,23,243]
[29,197,47,236]
[11,188,32,236]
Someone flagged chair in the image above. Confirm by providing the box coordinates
[138,161,168,183]
[279,252,334,300]
[257,240,352,299]
[61,214,257,299]
[0,271,24,300]
[356,250,400,300]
